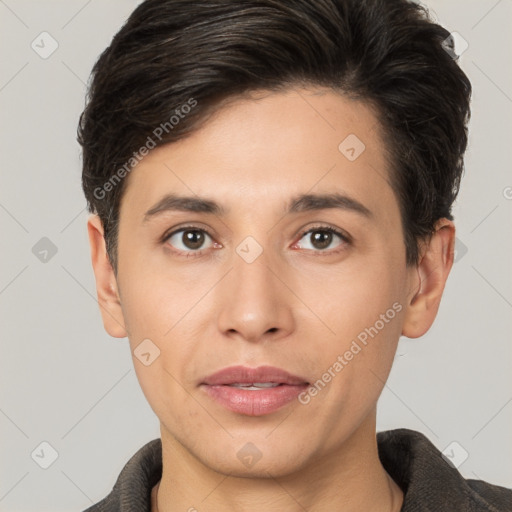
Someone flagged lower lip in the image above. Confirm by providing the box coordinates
[201,384,308,416]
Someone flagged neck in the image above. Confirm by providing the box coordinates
[152,412,403,512]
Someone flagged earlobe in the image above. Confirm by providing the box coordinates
[401,218,455,339]
[87,215,128,338]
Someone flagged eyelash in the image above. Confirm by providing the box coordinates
[161,224,351,258]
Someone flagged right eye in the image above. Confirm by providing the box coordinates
[163,226,219,257]
[164,227,213,252]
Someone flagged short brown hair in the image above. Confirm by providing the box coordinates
[78,0,472,271]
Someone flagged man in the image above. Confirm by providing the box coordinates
[78,0,511,510]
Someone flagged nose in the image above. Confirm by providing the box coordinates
[216,245,295,344]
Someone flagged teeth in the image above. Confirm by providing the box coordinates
[229,382,281,389]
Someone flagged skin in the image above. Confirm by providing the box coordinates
[88,87,455,512]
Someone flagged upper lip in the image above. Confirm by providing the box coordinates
[201,365,309,386]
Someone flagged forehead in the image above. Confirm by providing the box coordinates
[120,87,398,225]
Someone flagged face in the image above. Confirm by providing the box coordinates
[98,87,427,477]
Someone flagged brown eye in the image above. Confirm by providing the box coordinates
[165,228,214,253]
[181,230,205,250]
[295,227,349,252]
[309,231,333,250]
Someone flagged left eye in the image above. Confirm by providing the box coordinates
[294,228,348,251]
[165,228,214,252]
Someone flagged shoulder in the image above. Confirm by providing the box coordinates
[466,478,512,512]
[82,438,162,512]
[377,429,512,512]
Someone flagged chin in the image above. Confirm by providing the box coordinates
[192,434,314,479]
[205,451,308,479]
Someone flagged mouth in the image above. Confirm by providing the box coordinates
[201,365,309,386]
[223,382,284,389]
[200,365,309,416]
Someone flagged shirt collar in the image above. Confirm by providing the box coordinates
[86,428,508,512]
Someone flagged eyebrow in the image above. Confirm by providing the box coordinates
[143,192,373,221]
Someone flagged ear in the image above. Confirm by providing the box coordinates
[401,218,455,338]
[87,214,127,338]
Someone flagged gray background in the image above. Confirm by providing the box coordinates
[1,1,511,510]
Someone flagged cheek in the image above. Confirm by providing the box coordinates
[312,252,405,338]
[118,263,196,337]
[304,251,405,400]
[117,265,208,373]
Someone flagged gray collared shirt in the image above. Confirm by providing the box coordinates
[83,429,512,511]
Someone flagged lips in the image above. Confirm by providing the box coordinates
[202,365,309,386]
[200,365,309,416]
